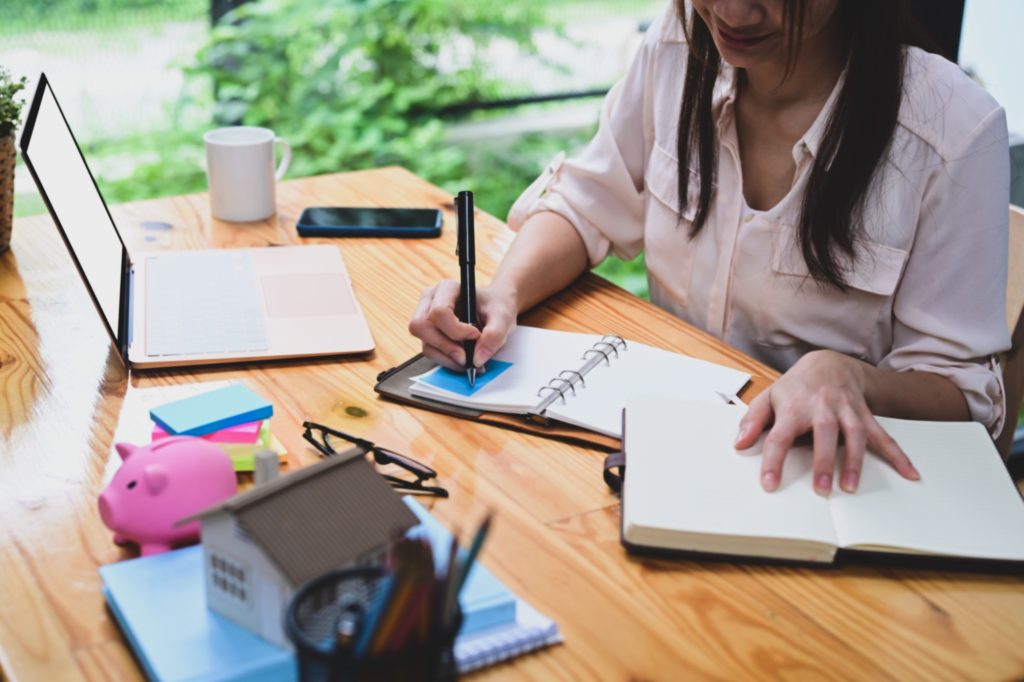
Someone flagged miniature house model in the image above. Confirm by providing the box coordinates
[184,448,418,648]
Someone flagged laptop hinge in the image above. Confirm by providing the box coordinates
[118,251,132,366]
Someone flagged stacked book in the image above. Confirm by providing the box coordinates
[112,382,287,474]
[151,417,286,472]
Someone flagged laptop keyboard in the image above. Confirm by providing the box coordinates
[145,251,269,357]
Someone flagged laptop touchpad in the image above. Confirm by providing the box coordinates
[261,273,356,317]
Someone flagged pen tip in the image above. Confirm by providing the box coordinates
[467,368,476,387]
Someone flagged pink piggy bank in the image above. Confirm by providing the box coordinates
[98,436,237,556]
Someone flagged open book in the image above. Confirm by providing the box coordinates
[621,394,1024,567]
[409,326,751,439]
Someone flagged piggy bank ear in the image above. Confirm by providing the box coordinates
[115,443,138,461]
[144,464,170,495]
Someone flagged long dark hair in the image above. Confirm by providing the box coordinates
[674,0,922,289]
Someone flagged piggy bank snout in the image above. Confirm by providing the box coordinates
[98,489,116,528]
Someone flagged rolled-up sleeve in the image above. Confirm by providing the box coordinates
[506,11,661,267]
[879,107,1012,435]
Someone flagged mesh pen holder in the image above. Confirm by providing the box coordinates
[285,566,461,682]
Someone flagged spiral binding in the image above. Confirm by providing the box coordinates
[558,369,585,390]
[455,617,561,673]
[536,384,567,405]
[527,335,627,420]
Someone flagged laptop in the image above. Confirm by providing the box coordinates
[19,74,375,369]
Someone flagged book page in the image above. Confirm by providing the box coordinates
[622,395,837,560]
[548,341,751,437]
[409,327,607,413]
[829,418,1024,561]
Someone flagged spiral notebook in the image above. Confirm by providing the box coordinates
[455,601,562,674]
[406,326,751,439]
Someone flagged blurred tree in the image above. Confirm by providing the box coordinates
[188,0,544,182]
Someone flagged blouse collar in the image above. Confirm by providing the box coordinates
[712,61,847,165]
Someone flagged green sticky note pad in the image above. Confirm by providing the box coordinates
[149,384,273,437]
[223,422,274,471]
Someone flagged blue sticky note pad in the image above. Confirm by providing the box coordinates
[421,360,513,396]
[149,383,273,437]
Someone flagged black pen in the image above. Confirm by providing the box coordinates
[455,191,478,386]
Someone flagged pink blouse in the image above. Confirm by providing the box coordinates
[508,3,1011,434]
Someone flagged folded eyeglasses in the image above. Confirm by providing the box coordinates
[301,421,449,498]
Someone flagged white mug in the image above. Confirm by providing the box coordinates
[204,126,291,222]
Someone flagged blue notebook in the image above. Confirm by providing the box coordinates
[99,499,534,682]
[149,383,272,437]
[405,498,516,633]
[101,547,291,682]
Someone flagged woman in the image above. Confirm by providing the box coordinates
[409,0,1011,495]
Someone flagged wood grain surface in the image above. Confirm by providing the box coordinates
[1,168,1021,681]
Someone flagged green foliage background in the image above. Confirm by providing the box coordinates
[0,0,206,34]
[0,67,28,137]
[191,0,540,188]
[8,0,649,298]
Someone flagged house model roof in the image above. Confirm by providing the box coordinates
[185,445,419,586]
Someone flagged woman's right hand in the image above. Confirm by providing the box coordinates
[408,280,518,372]
[409,210,589,371]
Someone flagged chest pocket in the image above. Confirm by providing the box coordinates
[644,141,702,308]
[755,225,909,358]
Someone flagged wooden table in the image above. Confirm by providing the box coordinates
[1,168,1022,681]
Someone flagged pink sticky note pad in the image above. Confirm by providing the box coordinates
[152,419,263,444]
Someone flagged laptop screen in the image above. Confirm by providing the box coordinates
[20,77,126,347]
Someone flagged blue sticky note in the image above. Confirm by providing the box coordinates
[421,360,513,396]
[149,383,273,437]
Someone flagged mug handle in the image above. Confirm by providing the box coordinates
[274,137,292,181]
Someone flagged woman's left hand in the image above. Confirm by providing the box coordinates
[734,349,920,495]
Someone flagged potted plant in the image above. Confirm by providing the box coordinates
[0,67,27,253]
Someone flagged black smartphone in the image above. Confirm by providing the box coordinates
[296,207,443,238]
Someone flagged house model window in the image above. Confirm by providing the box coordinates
[209,553,250,606]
